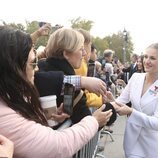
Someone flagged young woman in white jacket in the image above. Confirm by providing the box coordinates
[112,43,158,158]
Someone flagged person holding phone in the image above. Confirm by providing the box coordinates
[30,24,107,98]
[31,22,51,44]
[38,28,92,124]
[30,24,108,124]
[0,26,113,158]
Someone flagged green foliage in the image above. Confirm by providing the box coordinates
[2,21,25,31]
[70,17,93,31]
[92,37,108,56]
[2,20,49,48]
[70,17,134,63]
[93,31,134,63]
[25,20,39,34]
[9,23,25,31]
[25,21,49,48]
[1,18,134,62]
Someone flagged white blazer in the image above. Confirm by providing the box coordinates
[116,73,158,158]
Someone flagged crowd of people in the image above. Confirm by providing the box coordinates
[0,23,158,158]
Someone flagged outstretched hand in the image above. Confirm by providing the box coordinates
[115,102,133,116]
[38,23,52,36]
[110,102,121,111]
[51,103,70,123]
[110,102,133,116]
[92,104,113,127]
[81,76,107,96]
[103,91,115,103]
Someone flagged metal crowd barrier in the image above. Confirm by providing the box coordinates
[73,131,100,158]
[57,119,105,158]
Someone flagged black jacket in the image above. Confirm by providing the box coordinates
[38,57,91,124]
[123,63,138,79]
[34,71,64,97]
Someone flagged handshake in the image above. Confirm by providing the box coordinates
[110,101,133,116]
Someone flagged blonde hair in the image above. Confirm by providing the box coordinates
[77,29,91,44]
[146,43,158,50]
[46,28,84,58]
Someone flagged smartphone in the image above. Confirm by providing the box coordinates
[63,83,75,115]
[39,22,46,27]
[87,63,95,77]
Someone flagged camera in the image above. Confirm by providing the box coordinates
[105,72,112,90]
[87,63,95,77]
[63,83,75,115]
[39,22,46,27]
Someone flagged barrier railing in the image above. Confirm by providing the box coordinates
[73,131,99,158]
[57,119,105,158]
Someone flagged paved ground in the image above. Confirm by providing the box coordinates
[96,116,126,158]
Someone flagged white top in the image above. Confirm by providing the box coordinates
[116,73,158,158]
[105,63,113,76]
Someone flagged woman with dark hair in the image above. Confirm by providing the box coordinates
[0,26,112,158]
[0,26,47,125]
[137,55,145,73]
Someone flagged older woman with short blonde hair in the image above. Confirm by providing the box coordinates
[46,28,84,60]
[40,28,92,124]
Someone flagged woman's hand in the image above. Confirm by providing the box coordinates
[51,103,70,123]
[81,76,107,96]
[110,102,120,111]
[114,102,133,116]
[103,91,115,103]
[38,23,52,36]
[111,102,133,116]
[0,135,14,158]
[92,104,113,127]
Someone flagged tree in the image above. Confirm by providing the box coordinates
[92,37,109,56]
[70,17,93,31]
[1,18,134,61]
[93,31,134,62]
[25,20,39,34]
[25,21,49,48]
[0,20,25,31]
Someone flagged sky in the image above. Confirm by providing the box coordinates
[1,0,158,55]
